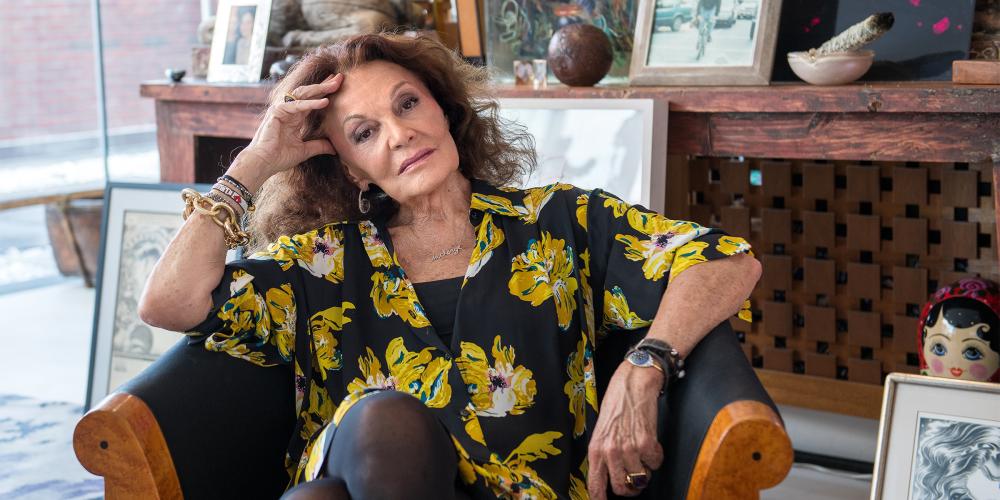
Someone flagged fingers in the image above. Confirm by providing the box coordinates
[587,450,609,500]
[289,73,344,101]
[604,446,632,496]
[273,97,330,118]
[641,439,665,471]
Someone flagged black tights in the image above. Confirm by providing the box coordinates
[280,391,460,500]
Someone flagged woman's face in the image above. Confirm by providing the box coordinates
[239,12,254,38]
[322,60,460,206]
[923,309,1000,382]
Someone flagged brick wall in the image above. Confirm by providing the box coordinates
[0,0,201,142]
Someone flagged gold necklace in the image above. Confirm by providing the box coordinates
[402,220,469,263]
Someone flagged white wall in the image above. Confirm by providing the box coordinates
[778,405,879,464]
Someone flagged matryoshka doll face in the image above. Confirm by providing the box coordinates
[921,299,1000,382]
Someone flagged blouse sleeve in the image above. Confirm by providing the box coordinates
[578,188,753,339]
[183,255,298,367]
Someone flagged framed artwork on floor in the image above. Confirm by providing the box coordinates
[497,97,668,212]
[629,0,783,85]
[85,182,236,410]
[871,373,1000,499]
[207,0,273,83]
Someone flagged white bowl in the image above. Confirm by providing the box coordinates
[787,50,874,85]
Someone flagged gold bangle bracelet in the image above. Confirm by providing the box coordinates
[181,188,250,249]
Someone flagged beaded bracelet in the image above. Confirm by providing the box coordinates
[211,183,249,214]
[218,175,255,207]
[206,190,245,218]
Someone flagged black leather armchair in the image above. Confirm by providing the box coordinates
[74,320,792,499]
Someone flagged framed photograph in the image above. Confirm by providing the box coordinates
[207,0,273,83]
[455,0,484,58]
[497,98,668,212]
[85,183,237,410]
[484,0,638,84]
[871,373,1000,500]
[629,0,783,85]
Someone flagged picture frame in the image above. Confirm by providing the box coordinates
[455,0,484,58]
[207,0,273,83]
[483,0,638,84]
[497,97,668,212]
[85,182,237,411]
[871,373,1000,500]
[629,0,783,85]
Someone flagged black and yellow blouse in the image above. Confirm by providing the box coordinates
[185,179,752,498]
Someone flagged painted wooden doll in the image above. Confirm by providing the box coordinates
[918,277,1000,383]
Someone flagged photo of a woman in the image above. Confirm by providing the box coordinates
[223,6,257,65]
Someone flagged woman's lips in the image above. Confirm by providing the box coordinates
[399,149,434,174]
[950,367,964,377]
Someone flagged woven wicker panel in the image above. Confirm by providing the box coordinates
[684,157,998,386]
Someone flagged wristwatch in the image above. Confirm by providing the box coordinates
[633,338,686,381]
[625,349,665,374]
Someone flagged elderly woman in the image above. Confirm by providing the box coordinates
[139,33,760,500]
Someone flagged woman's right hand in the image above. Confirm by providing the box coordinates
[233,73,343,186]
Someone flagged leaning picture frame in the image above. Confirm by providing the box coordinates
[871,373,1000,499]
[497,97,668,212]
[629,0,783,85]
[207,0,273,83]
[84,182,236,411]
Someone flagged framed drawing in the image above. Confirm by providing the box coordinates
[207,0,273,83]
[497,98,668,212]
[85,182,236,410]
[871,373,1000,499]
[629,0,783,85]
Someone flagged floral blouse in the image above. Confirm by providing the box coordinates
[185,179,752,498]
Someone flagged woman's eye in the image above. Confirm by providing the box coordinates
[963,347,983,361]
[931,343,947,356]
[401,96,418,110]
[354,127,373,143]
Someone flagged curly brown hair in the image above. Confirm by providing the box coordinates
[245,32,536,252]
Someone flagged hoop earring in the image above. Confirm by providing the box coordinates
[358,187,371,214]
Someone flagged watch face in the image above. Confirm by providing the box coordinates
[628,350,654,367]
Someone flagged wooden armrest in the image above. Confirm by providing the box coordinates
[687,400,793,500]
[73,392,182,499]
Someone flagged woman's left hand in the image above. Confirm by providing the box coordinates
[587,361,665,499]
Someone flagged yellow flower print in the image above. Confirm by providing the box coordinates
[257,226,345,284]
[347,337,453,408]
[716,235,752,256]
[471,183,572,224]
[600,192,629,217]
[456,335,537,417]
[309,301,355,379]
[465,212,505,284]
[519,183,572,224]
[202,269,271,367]
[299,380,335,442]
[579,249,595,344]
[603,286,652,330]
[564,334,598,437]
[668,240,709,281]
[508,232,579,330]
[471,193,521,217]
[738,299,753,323]
[359,221,393,268]
[370,267,430,328]
[478,432,563,499]
[569,458,589,500]
[615,208,712,281]
[461,402,488,445]
[265,284,296,362]
[576,193,589,230]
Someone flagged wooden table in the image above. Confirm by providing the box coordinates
[141,80,1000,419]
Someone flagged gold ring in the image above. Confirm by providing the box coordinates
[624,471,649,489]
[283,92,298,103]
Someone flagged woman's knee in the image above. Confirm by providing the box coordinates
[345,390,439,436]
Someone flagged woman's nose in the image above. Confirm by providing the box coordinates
[388,120,416,150]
